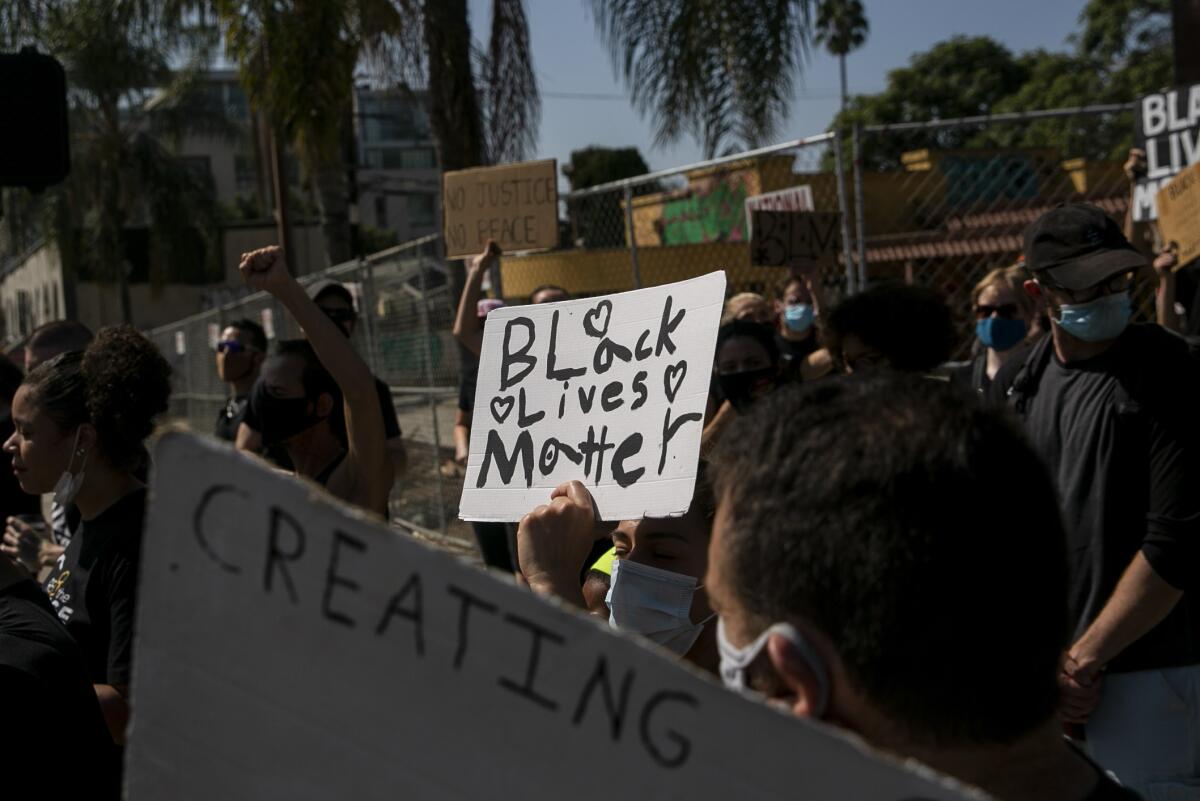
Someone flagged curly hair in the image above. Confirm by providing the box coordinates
[24,325,172,472]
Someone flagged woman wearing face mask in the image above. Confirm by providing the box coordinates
[701,320,783,456]
[240,247,392,518]
[516,469,719,675]
[4,326,171,744]
[949,265,1038,400]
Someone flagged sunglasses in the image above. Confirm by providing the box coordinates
[1042,271,1135,304]
[974,303,1020,320]
[216,340,256,355]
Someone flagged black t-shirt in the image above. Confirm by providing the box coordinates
[948,341,1035,404]
[243,376,401,444]
[1014,324,1200,673]
[0,577,119,797]
[775,331,820,380]
[43,489,146,687]
[214,394,250,443]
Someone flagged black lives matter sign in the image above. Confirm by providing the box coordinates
[1132,84,1200,222]
[750,210,841,266]
[460,273,726,522]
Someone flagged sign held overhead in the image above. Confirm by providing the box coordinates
[1156,161,1200,267]
[1131,83,1200,222]
[443,159,559,258]
[460,272,725,522]
[751,210,841,267]
[127,433,975,801]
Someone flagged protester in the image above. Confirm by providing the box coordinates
[721,292,773,325]
[773,271,833,381]
[0,554,119,797]
[825,283,956,374]
[948,265,1037,399]
[702,320,784,455]
[3,325,171,744]
[709,372,1138,801]
[1002,203,1200,796]
[213,319,266,443]
[237,278,406,481]
[0,360,42,572]
[515,467,719,675]
[453,240,568,571]
[1150,247,1200,337]
[24,319,94,371]
[237,246,393,518]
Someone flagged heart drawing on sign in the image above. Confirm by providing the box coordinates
[583,300,612,338]
[664,361,687,403]
[490,395,515,424]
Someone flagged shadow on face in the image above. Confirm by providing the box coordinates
[4,385,76,495]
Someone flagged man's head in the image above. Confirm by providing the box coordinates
[825,284,955,374]
[254,340,339,447]
[25,320,94,372]
[707,373,1067,749]
[215,319,267,386]
[722,292,773,326]
[308,280,358,338]
[1022,204,1145,343]
[530,284,569,305]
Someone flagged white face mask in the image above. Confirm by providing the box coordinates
[606,558,713,657]
[716,617,830,715]
[52,427,88,507]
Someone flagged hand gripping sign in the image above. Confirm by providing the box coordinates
[127,433,979,801]
[460,272,725,522]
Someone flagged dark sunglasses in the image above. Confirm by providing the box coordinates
[974,303,1020,320]
[321,308,356,324]
[1042,271,1134,304]
[216,340,256,355]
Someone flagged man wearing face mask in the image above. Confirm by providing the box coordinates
[774,268,834,382]
[998,203,1200,796]
[709,373,1140,801]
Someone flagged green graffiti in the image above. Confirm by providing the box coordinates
[661,179,749,245]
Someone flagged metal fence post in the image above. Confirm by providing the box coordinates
[624,184,643,289]
[852,121,867,291]
[416,246,448,534]
[360,257,381,375]
[832,131,856,296]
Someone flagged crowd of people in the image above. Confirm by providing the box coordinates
[0,192,1196,799]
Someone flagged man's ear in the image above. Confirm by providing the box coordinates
[315,392,336,418]
[765,633,828,719]
[1023,279,1041,300]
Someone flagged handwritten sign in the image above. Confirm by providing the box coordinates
[751,210,841,267]
[1157,161,1200,267]
[443,159,558,258]
[127,433,975,801]
[744,185,815,236]
[1132,83,1200,222]
[460,273,725,522]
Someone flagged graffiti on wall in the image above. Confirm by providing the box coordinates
[659,171,757,245]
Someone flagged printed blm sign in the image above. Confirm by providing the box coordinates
[443,159,558,258]
[459,272,725,522]
[127,433,977,801]
[1132,83,1200,222]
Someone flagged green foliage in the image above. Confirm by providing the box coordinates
[814,0,867,57]
[562,146,656,248]
[562,146,652,190]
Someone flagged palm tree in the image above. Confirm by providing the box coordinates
[815,0,869,115]
[589,0,817,158]
[1,0,225,324]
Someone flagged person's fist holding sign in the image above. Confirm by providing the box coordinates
[517,481,609,606]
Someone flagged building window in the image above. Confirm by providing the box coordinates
[375,194,388,227]
[363,147,436,171]
[407,194,436,227]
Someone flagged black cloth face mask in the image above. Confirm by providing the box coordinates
[251,380,326,446]
[717,367,779,413]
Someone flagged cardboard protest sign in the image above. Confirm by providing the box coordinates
[751,210,841,266]
[443,159,558,258]
[127,433,976,801]
[1132,83,1200,221]
[1156,161,1200,267]
[744,184,815,236]
[459,272,725,522]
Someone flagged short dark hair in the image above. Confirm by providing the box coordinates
[27,320,94,356]
[529,284,568,302]
[825,283,955,372]
[715,319,780,369]
[712,373,1067,747]
[272,339,338,402]
[227,318,267,352]
[312,282,355,310]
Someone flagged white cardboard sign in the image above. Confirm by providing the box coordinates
[127,433,977,801]
[460,272,726,522]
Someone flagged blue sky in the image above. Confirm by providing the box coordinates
[467,0,1089,177]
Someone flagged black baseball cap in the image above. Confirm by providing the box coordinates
[1023,203,1146,291]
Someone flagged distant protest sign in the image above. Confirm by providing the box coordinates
[1157,161,1200,267]
[744,185,815,236]
[751,210,841,267]
[460,273,724,522]
[1132,84,1200,221]
[443,159,558,258]
[127,433,974,801]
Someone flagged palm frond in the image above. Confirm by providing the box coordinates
[480,0,540,163]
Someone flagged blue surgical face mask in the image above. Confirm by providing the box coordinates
[1056,292,1132,343]
[606,559,713,657]
[783,303,814,334]
[716,618,830,715]
[975,316,1028,352]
